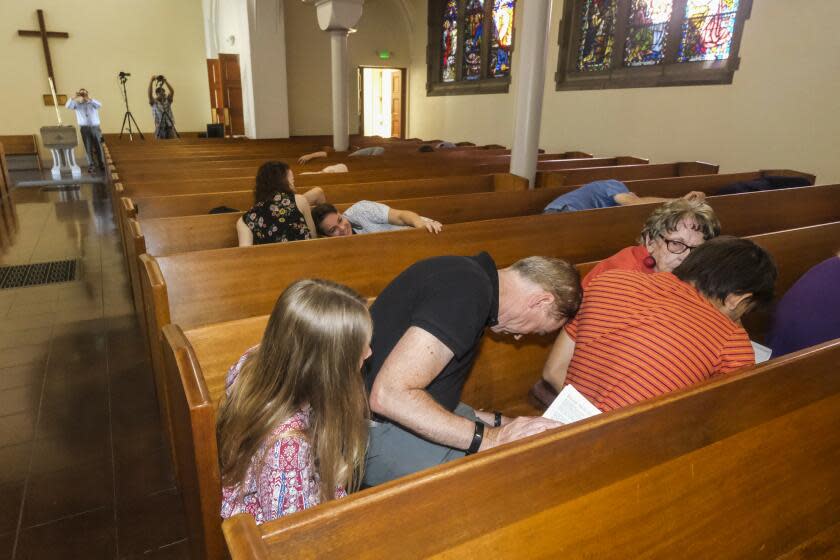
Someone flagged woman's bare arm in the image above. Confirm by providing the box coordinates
[236,217,253,247]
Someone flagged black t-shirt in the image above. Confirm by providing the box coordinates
[364,252,500,413]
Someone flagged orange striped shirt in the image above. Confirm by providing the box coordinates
[564,270,754,412]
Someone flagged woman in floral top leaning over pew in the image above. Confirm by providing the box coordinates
[217,279,373,523]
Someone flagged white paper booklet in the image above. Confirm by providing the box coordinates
[751,341,772,364]
[543,384,602,424]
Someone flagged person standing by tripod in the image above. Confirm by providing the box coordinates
[65,88,104,172]
[148,75,178,139]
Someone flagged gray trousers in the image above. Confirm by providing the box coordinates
[80,125,104,168]
[363,402,477,486]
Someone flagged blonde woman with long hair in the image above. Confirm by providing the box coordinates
[217,279,372,523]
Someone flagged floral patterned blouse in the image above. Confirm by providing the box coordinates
[243,191,311,245]
[220,348,346,524]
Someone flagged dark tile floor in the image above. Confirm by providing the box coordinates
[0,182,188,559]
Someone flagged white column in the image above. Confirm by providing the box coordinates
[509,0,553,188]
[303,0,363,150]
[330,30,350,151]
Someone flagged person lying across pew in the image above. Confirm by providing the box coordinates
[217,279,372,524]
[236,161,325,246]
[536,237,777,412]
[582,198,720,289]
[543,179,707,213]
[298,163,349,175]
[363,253,582,486]
[311,202,443,237]
[297,146,384,164]
[767,251,840,358]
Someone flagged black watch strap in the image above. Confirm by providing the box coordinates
[466,420,485,455]
[493,411,503,427]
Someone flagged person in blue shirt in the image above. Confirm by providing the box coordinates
[543,180,705,213]
[65,89,104,172]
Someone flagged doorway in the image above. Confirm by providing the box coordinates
[358,67,406,139]
[206,53,245,136]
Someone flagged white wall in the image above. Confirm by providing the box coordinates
[406,0,840,184]
[246,0,291,138]
[284,0,411,136]
[202,0,291,138]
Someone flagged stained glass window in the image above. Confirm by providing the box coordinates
[462,0,485,80]
[558,0,749,90]
[489,0,515,78]
[677,0,740,62]
[441,0,459,82]
[624,0,673,67]
[429,0,518,95]
[577,0,617,72]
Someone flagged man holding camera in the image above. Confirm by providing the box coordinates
[148,75,176,139]
[65,88,104,172]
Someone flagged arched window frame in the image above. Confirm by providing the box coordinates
[426,0,517,96]
[556,0,753,91]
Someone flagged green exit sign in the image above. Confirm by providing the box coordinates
[377,50,391,60]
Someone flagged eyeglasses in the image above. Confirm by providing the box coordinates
[659,235,699,255]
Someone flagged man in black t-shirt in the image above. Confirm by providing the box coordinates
[363,252,582,486]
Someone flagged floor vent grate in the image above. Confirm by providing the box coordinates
[0,259,79,289]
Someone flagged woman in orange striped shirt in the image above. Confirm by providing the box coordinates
[540,237,777,412]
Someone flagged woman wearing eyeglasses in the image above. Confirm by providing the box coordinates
[581,198,721,289]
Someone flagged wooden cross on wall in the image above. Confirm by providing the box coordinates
[18,9,70,105]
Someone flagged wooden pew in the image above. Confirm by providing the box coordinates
[110,159,644,241]
[111,160,698,233]
[160,223,840,560]
[140,187,840,338]
[125,171,820,261]
[111,172,527,256]
[0,134,43,172]
[220,338,840,559]
[123,172,529,210]
[124,169,814,221]
[110,149,514,171]
[112,156,651,190]
[108,148,568,170]
[0,143,18,247]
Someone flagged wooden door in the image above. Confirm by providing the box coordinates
[206,59,223,125]
[218,54,245,136]
[390,71,402,138]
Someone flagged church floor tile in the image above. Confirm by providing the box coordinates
[0,184,188,559]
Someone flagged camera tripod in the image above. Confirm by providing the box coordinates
[118,73,144,141]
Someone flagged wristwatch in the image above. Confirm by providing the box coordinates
[466,420,484,455]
